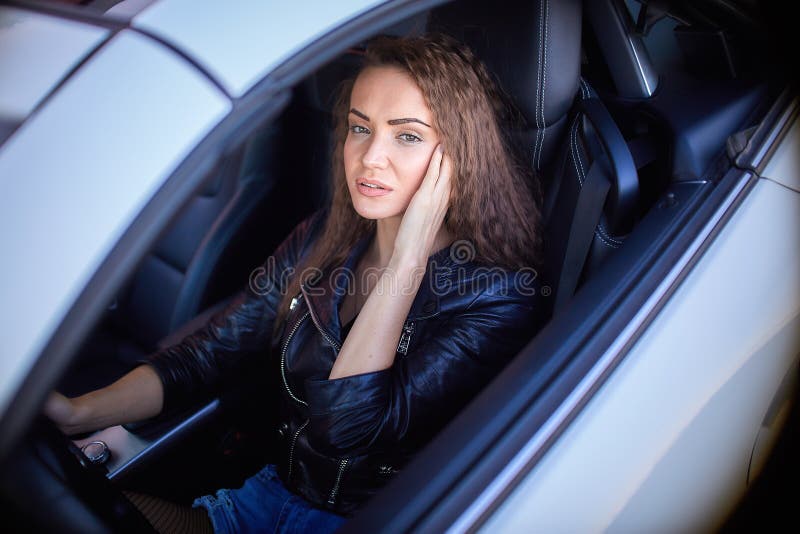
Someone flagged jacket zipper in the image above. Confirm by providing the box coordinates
[287,419,309,480]
[299,287,414,505]
[397,321,415,355]
[281,311,310,406]
[327,459,350,505]
[301,288,352,506]
[308,305,342,351]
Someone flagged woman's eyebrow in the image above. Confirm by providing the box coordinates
[388,117,432,128]
[350,108,369,121]
[349,108,431,128]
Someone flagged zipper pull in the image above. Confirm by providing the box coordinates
[397,322,414,355]
[289,294,301,311]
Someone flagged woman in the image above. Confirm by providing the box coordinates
[45,34,543,533]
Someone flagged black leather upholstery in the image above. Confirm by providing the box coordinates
[61,123,282,395]
[429,0,638,312]
[428,0,582,172]
[120,125,279,349]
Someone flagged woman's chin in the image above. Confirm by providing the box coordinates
[351,199,403,221]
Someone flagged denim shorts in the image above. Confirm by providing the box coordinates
[193,464,347,534]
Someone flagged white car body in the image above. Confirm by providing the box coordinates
[482,116,800,532]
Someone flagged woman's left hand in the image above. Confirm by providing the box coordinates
[392,145,452,269]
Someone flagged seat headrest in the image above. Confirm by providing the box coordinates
[428,0,583,170]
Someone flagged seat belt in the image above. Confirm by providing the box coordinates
[553,162,611,314]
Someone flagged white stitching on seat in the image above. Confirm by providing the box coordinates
[580,78,589,100]
[582,78,593,100]
[570,117,585,187]
[537,0,550,170]
[594,229,620,249]
[534,0,545,169]
[596,221,624,245]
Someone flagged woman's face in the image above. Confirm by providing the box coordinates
[344,66,441,221]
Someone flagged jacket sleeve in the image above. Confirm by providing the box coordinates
[146,212,322,413]
[303,284,539,457]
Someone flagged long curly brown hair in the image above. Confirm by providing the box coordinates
[276,33,541,326]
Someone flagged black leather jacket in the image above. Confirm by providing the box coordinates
[148,213,542,515]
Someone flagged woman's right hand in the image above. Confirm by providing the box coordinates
[391,145,452,269]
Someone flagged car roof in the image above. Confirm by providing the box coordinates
[133,0,387,97]
[1,0,386,139]
[0,7,110,144]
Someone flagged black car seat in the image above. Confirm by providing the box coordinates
[429,0,581,174]
[61,122,286,395]
[429,0,640,315]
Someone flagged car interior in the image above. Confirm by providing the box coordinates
[0,0,784,531]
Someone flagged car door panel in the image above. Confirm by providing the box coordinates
[481,169,800,531]
[760,110,800,193]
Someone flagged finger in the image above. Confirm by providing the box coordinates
[432,155,452,220]
[421,144,443,191]
[435,154,452,189]
[434,155,452,211]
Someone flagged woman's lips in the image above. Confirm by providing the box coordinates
[356,178,392,197]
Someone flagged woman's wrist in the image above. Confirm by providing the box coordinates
[330,254,425,381]
[388,253,427,289]
[389,244,429,271]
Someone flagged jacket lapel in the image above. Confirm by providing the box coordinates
[302,235,371,346]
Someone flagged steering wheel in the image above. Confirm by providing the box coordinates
[0,416,155,533]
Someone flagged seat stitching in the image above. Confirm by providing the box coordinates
[537,0,550,170]
[595,231,620,249]
[580,78,590,100]
[534,0,545,168]
[571,117,585,187]
[596,221,624,245]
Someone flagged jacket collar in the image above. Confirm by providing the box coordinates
[301,236,474,345]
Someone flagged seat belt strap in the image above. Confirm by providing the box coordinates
[554,162,611,313]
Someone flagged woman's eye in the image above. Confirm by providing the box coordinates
[349,125,369,135]
[398,133,422,143]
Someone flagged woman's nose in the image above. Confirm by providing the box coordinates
[361,136,389,169]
